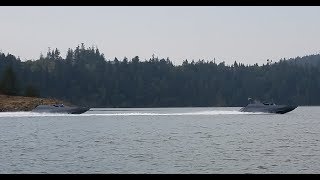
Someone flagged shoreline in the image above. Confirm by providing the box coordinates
[0,94,71,112]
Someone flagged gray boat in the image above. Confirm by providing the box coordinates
[239,98,297,114]
[32,104,90,114]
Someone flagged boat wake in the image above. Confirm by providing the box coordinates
[0,110,268,117]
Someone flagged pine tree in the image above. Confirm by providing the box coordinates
[0,66,19,95]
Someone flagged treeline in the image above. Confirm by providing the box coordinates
[1,44,320,107]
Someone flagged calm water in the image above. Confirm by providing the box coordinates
[0,107,319,174]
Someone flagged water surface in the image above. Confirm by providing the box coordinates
[0,107,319,173]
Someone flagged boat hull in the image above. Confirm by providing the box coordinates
[32,105,90,114]
[240,104,297,114]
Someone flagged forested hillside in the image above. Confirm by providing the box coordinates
[1,44,320,107]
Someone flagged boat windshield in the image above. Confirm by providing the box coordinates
[53,104,64,107]
[248,98,275,105]
[263,102,275,105]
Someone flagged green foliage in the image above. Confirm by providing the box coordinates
[1,44,320,107]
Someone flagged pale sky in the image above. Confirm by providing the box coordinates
[1,6,320,65]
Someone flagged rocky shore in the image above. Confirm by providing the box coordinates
[0,94,71,112]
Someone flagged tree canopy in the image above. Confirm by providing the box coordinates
[1,45,320,107]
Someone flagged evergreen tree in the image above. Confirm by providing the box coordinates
[1,45,320,107]
[24,84,40,97]
[0,66,19,95]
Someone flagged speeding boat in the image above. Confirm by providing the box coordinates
[31,104,89,114]
[239,98,297,114]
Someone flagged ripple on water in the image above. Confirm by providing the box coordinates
[0,107,320,173]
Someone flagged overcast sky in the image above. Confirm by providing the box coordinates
[1,6,320,65]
